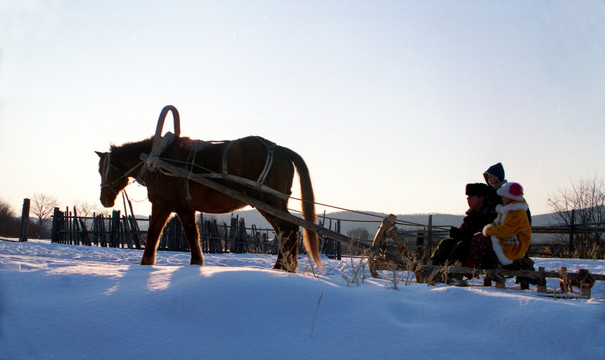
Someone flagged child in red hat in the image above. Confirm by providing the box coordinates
[482,182,532,265]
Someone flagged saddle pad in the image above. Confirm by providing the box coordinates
[181,139,210,152]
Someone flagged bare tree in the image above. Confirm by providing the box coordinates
[31,193,59,238]
[548,176,605,258]
[0,198,20,237]
[74,201,107,218]
[339,227,371,256]
[347,227,370,242]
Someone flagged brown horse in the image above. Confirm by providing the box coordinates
[96,136,321,272]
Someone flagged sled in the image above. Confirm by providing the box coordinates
[365,214,605,297]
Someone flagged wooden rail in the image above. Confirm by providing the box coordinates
[414,265,602,298]
[370,259,603,298]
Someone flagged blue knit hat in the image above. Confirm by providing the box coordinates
[483,163,505,183]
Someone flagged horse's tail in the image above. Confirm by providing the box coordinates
[280,146,322,270]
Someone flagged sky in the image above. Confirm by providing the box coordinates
[1,0,604,220]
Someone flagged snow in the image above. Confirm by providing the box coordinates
[1,239,604,360]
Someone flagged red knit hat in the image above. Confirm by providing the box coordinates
[496,182,525,201]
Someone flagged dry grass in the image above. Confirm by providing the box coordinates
[341,248,367,286]
[309,292,323,337]
[560,242,603,260]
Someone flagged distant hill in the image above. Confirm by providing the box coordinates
[133,208,563,246]
[530,213,560,226]
[199,208,561,236]
[199,209,462,235]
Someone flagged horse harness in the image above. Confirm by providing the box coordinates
[102,136,278,204]
[100,152,143,196]
[183,136,277,203]
[221,137,276,185]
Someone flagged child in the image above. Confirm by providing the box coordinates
[482,182,531,266]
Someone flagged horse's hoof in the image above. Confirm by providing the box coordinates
[140,258,155,265]
[272,264,297,273]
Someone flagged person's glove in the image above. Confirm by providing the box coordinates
[449,226,460,238]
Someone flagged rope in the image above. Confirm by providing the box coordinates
[133,106,450,229]
[100,159,144,195]
[184,145,199,202]
[137,146,452,230]
[122,184,150,203]
[287,196,451,229]
[277,192,450,229]
[145,154,453,229]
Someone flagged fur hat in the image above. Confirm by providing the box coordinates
[466,183,489,197]
[497,182,525,201]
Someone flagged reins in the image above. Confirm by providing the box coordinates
[100,154,144,195]
[157,154,443,229]
[103,105,448,230]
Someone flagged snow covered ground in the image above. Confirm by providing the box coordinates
[1,239,603,360]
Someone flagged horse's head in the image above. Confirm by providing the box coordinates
[96,151,129,208]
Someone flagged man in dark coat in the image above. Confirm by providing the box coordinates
[431,183,495,265]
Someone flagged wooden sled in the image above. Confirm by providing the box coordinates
[366,214,604,298]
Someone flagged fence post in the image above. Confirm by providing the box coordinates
[424,215,433,259]
[51,207,60,243]
[336,219,341,260]
[19,198,30,242]
[569,209,576,254]
[111,210,120,247]
[416,231,425,260]
[65,207,71,245]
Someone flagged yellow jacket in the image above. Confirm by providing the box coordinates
[482,200,531,265]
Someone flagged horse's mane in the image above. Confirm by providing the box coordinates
[110,137,153,156]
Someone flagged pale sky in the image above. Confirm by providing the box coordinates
[1,0,604,219]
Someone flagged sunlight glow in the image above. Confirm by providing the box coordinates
[145,266,181,292]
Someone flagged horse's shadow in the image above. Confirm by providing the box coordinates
[104,263,201,296]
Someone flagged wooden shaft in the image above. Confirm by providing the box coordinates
[153,105,180,152]
[140,154,403,264]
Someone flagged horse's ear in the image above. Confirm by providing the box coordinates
[95,151,105,158]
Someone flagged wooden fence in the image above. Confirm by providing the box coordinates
[50,207,343,258]
[356,213,603,260]
[48,207,603,259]
[391,226,604,260]
[51,208,142,249]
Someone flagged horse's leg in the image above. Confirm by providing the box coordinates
[277,221,300,272]
[141,206,171,265]
[262,212,300,272]
[176,209,203,265]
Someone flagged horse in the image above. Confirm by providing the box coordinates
[96,135,321,272]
